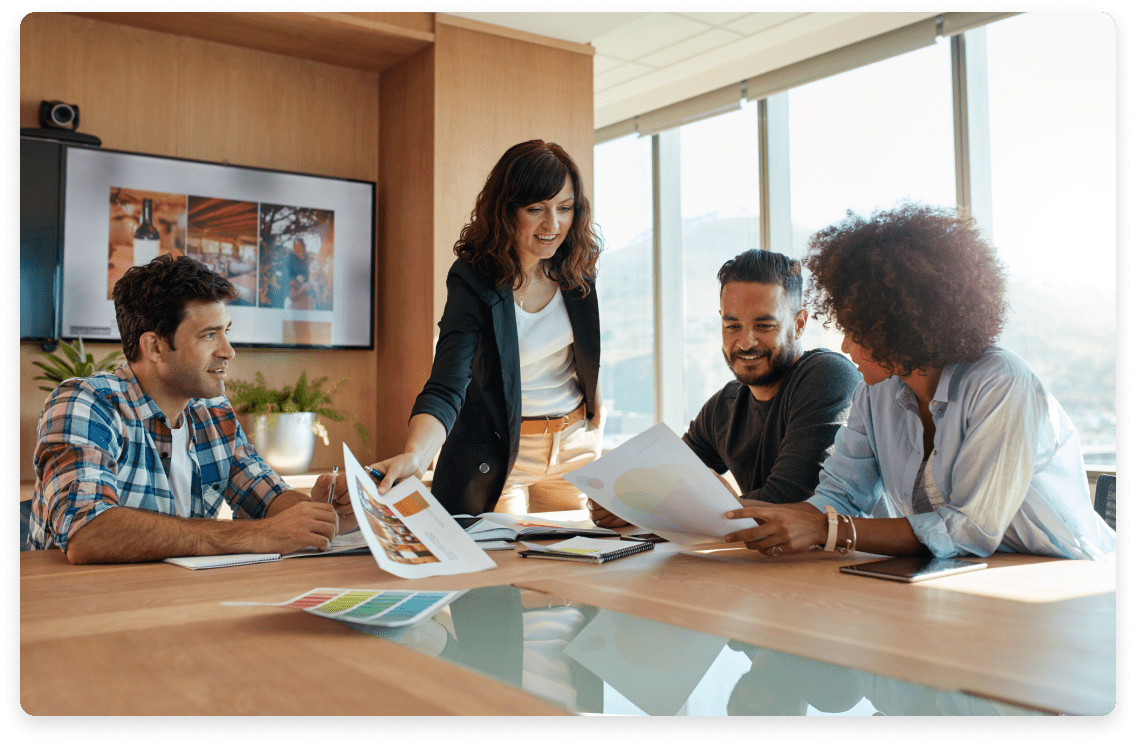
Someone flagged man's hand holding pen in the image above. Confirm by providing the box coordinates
[326,465,359,534]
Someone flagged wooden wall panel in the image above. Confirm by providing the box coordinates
[19,13,381,480]
[433,23,594,322]
[375,47,436,460]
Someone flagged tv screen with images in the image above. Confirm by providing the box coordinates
[59,146,375,348]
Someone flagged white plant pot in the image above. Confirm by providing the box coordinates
[243,412,317,475]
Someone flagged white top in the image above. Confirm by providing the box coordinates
[169,421,193,517]
[514,288,584,417]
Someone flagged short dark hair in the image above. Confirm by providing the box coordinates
[717,249,803,310]
[804,202,1007,376]
[112,254,238,362]
[455,140,602,296]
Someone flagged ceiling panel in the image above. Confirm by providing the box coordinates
[639,28,744,69]
[676,12,751,27]
[591,13,710,61]
[448,11,941,128]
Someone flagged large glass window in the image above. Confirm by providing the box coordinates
[786,40,956,354]
[984,12,1116,466]
[593,12,1117,469]
[594,134,655,448]
[678,102,761,422]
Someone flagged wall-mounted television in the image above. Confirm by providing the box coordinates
[20,136,376,349]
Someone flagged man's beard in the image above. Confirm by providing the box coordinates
[723,341,799,387]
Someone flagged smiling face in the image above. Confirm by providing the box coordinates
[513,176,575,272]
[154,300,235,407]
[720,281,807,398]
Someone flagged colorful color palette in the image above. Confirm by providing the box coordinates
[342,591,412,619]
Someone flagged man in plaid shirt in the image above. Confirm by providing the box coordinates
[29,255,346,563]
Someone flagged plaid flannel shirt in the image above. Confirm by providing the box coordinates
[29,365,291,551]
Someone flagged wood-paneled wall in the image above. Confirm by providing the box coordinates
[432,21,595,322]
[18,12,596,484]
[18,13,381,480]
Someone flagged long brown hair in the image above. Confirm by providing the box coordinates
[454,140,602,295]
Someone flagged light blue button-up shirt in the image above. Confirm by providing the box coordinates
[807,346,1115,560]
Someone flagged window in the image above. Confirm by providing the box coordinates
[594,134,655,447]
[678,101,761,422]
[786,39,956,354]
[594,12,1116,467]
[983,12,1116,466]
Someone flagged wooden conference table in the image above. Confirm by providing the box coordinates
[20,516,1115,716]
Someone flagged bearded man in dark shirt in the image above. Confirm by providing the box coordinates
[589,249,860,528]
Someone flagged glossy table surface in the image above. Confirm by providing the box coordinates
[20,519,1115,716]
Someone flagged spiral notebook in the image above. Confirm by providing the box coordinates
[517,536,654,564]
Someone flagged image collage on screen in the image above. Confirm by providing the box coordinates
[106,188,336,343]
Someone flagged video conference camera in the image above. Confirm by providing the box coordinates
[39,100,80,131]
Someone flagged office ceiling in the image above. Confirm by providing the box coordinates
[449,11,939,128]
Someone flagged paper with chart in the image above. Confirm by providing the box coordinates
[343,443,497,578]
[225,587,465,628]
[566,423,758,546]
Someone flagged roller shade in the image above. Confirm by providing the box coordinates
[595,12,1019,141]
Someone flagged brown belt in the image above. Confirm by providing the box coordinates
[519,403,587,435]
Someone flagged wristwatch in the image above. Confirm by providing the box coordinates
[824,505,839,552]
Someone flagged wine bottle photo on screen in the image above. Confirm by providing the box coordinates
[133,198,160,266]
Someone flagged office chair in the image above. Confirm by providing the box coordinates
[1094,474,1116,531]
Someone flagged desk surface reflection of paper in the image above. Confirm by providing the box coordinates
[567,423,758,546]
[564,608,727,715]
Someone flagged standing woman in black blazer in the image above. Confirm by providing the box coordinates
[369,140,603,516]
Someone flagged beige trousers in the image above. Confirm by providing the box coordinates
[493,415,603,514]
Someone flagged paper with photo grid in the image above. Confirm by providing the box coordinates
[343,443,496,578]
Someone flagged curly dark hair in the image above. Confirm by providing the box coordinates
[454,140,601,295]
[804,203,1007,376]
[112,254,238,362]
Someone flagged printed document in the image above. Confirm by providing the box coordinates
[566,423,758,546]
[343,443,497,578]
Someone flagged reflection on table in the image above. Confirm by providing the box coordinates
[344,585,1044,716]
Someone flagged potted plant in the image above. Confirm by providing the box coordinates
[226,371,371,475]
[32,336,125,392]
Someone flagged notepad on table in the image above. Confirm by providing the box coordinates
[164,553,282,570]
[164,529,369,569]
[517,536,654,564]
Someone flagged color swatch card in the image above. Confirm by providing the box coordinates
[566,423,758,546]
[343,444,497,578]
[225,587,466,627]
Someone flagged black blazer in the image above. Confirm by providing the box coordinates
[411,259,601,515]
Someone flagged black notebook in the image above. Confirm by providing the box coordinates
[517,536,655,564]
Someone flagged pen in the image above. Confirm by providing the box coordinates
[329,466,339,504]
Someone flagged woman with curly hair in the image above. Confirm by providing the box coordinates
[362,140,604,516]
[723,203,1114,560]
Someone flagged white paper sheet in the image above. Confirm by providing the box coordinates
[566,423,758,546]
[343,444,497,578]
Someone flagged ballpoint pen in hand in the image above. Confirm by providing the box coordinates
[329,466,339,504]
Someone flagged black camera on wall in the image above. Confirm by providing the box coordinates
[39,100,80,131]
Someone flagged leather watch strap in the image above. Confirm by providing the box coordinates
[824,505,839,552]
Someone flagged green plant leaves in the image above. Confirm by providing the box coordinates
[33,336,124,392]
[226,370,371,452]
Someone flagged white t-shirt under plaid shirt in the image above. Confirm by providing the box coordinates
[29,365,290,551]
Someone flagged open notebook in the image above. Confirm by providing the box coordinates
[164,529,368,570]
